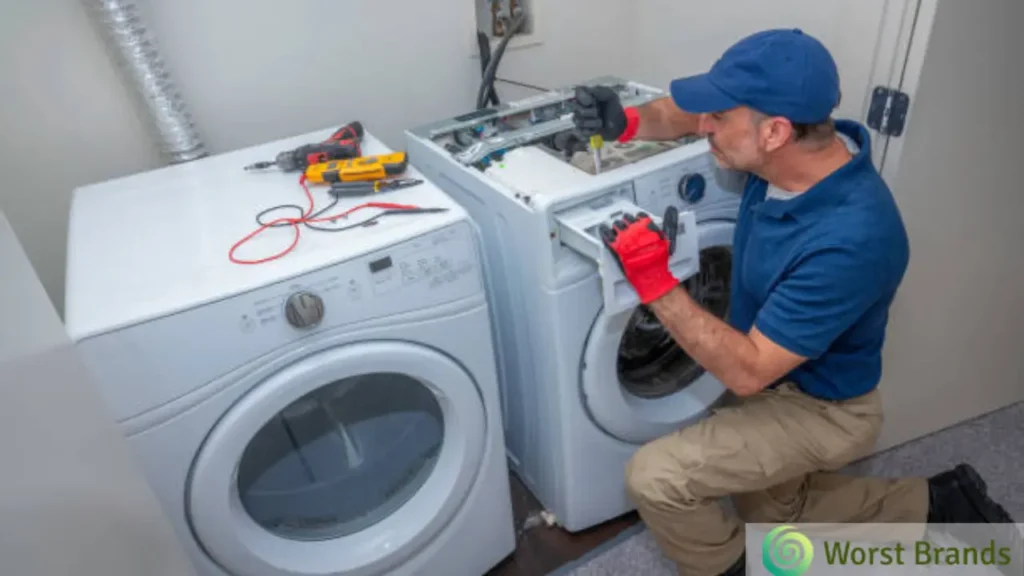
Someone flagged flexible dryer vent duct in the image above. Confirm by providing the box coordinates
[82,0,207,163]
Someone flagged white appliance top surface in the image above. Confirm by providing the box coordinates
[64,129,467,340]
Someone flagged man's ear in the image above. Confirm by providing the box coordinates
[760,116,793,152]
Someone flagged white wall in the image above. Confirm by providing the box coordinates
[629,0,896,123]
[137,0,638,153]
[871,0,1024,451]
[0,0,165,317]
[0,208,197,576]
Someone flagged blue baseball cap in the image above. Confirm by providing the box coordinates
[670,28,840,124]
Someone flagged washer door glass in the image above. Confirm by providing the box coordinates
[580,220,734,444]
[188,341,486,576]
[236,372,444,541]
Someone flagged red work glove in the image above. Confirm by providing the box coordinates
[599,207,680,304]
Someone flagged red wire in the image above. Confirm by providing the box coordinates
[228,175,418,265]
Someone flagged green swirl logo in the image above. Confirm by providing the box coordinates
[762,525,814,576]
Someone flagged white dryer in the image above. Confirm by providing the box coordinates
[405,77,744,532]
[63,128,515,576]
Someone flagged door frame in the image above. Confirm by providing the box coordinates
[850,0,916,168]
[186,340,487,576]
[875,0,940,184]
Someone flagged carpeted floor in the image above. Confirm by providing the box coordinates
[549,400,1024,575]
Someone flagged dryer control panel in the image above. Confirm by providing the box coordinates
[243,221,481,333]
[632,152,747,218]
[74,220,484,425]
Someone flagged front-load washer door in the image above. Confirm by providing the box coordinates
[581,218,735,444]
[187,341,486,576]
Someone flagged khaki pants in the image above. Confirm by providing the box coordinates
[624,382,930,576]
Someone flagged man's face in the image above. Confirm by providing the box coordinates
[697,107,778,172]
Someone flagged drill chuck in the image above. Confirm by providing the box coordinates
[275,149,303,172]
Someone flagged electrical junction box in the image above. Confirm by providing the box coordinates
[473,0,541,55]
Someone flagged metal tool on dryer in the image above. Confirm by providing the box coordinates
[589,134,604,174]
[329,178,424,198]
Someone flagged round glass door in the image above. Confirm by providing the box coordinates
[236,372,444,542]
[580,220,734,444]
[188,341,486,576]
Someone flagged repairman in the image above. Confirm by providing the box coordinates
[572,28,1017,576]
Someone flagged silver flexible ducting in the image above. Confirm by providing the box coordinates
[81,0,207,163]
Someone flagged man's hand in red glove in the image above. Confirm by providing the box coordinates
[599,207,681,305]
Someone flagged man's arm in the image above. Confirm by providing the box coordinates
[644,243,891,397]
[647,287,805,397]
[633,97,701,141]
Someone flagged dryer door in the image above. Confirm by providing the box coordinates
[580,219,734,444]
[187,341,486,576]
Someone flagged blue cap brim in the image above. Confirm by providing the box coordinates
[669,74,741,113]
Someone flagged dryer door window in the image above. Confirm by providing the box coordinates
[580,219,734,445]
[236,371,444,542]
[187,341,486,576]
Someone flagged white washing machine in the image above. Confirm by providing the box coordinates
[63,128,516,576]
[405,77,745,532]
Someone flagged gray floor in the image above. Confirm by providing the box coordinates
[551,400,1024,575]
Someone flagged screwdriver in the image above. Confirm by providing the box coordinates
[244,121,364,172]
[590,134,603,174]
[329,178,423,198]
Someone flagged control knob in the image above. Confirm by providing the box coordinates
[285,291,325,329]
[678,173,706,204]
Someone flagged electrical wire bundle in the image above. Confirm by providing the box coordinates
[228,176,445,265]
[476,9,529,110]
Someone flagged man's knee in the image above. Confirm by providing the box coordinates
[625,410,774,507]
[624,434,698,508]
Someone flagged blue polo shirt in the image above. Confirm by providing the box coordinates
[729,119,910,400]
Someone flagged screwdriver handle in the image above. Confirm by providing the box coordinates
[330,181,379,197]
[663,205,679,255]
